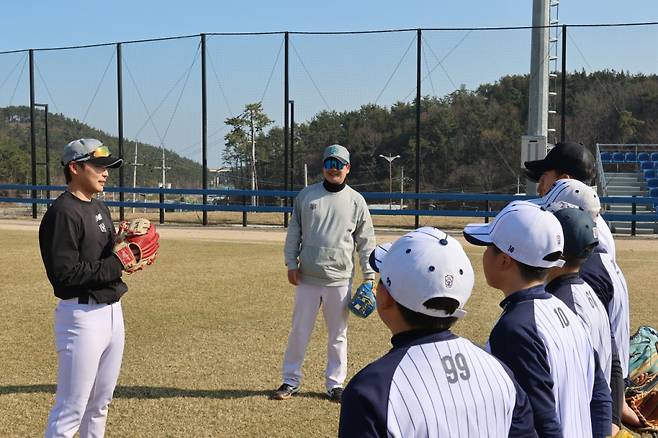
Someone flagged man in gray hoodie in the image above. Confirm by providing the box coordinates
[273,144,376,403]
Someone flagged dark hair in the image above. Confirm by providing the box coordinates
[561,249,594,270]
[63,161,83,184]
[490,245,549,282]
[396,297,459,330]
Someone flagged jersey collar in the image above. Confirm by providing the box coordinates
[499,284,551,309]
[390,329,457,349]
[545,273,584,294]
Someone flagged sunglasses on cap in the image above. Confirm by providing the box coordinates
[323,158,346,170]
[77,146,112,162]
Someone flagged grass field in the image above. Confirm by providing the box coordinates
[0,222,656,437]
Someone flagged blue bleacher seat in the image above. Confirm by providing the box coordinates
[644,169,657,180]
[625,152,637,162]
[652,152,658,161]
[654,161,658,169]
[651,187,658,198]
[647,178,658,189]
[638,152,650,162]
[641,161,654,170]
[612,152,625,163]
[600,152,612,162]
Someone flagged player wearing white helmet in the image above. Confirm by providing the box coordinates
[539,179,634,432]
[339,227,536,437]
[464,201,612,438]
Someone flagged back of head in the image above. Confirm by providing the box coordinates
[523,141,596,184]
[464,200,565,269]
[540,179,601,221]
[550,204,599,264]
[370,227,475,329]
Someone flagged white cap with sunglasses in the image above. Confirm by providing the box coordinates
[369,227,475,319]
[61,138,123,169]
[323,144,350,165]
[463,200,565,269]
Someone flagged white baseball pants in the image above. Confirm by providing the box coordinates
[45,299,125,438]
[281,282,351,392]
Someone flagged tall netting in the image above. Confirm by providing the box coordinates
[290,31,415,186]
[34,45,118,194]
[289,31,419,227]
[206,34,285,186]
[1,24,657,226]
[421,28,532,195]
[121,37,202,190]
[204,33,285,223]
[564,24,658,146]
[0,51,30,216]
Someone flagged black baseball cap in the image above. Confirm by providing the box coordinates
[523,142,595,183]
[552,206,599,259]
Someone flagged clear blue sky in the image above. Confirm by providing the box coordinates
[1,0,657,169]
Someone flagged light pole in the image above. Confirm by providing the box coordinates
[379,154,400,209]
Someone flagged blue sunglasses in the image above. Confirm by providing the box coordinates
[323,158,346,170]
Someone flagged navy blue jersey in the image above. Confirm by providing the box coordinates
[339,330,536,438]
[488,285,612,438]
[546,274,613,385]
[580,250,630,377]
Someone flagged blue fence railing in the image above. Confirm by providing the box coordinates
[1,184,657,226]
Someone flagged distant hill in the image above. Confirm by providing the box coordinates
[0,106,203,188]
[4,69,658,195]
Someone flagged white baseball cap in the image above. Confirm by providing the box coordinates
[538,178,601,220]
[463,200,565,268]
[369,227,475,319]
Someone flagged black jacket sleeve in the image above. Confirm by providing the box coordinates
[40,209,123,290]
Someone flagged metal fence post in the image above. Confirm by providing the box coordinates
[560,25,567,142]
[242,195,247,227]
[29,49,37,219]
[415,29,422,228]
[284,32,290,228]
[117,43,125,221]
[159,190,165,224]
[631,195,636,236]
[201,33,208,226]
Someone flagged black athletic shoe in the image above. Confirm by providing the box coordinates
[272,383,299,400]
[327,387,343,403]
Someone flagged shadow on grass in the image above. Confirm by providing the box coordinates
[0,385,329,401]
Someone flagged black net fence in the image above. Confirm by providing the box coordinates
[0,24,657,225]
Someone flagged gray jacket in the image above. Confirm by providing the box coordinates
[284,182,376,286]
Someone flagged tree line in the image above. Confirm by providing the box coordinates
[1,70,657,195]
